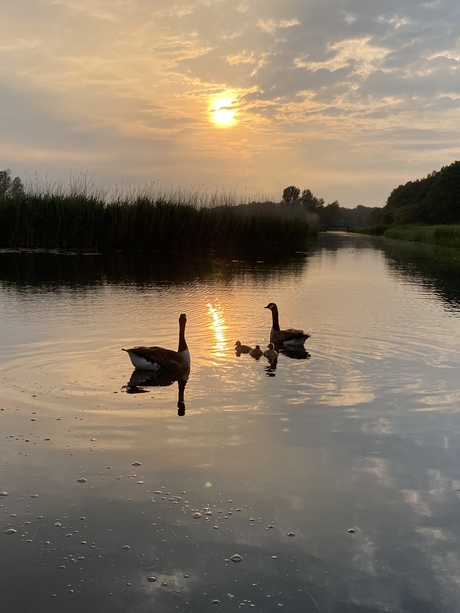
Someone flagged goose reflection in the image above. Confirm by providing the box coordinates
[124,368,190,416]
[276,345,311,360]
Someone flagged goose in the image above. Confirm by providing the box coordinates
[265,303,310,347]
[122,313,190,371]
[263,343,278,360]
[235,341,252,354]
[249,345,263,359]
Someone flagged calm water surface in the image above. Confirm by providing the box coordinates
[1,233,460,613]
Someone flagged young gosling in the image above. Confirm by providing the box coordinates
[235,341,252,354]
[263,343,278,360]
[249,345,263,359]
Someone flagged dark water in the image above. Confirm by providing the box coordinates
[1,233,460,612]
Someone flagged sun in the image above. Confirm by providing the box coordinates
[210,97,236,127]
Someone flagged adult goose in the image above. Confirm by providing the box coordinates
[122,313,190,371]
[265,303,310,347]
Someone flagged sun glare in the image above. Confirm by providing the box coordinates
[210,97,236,127]
[207,303,227,356]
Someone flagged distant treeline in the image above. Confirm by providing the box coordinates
[279,185,378,227]
[372,160,460,226]
[0,170,315,250]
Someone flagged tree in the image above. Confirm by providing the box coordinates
[282,185,300,204]
[376,160,460,226]
[300,189,324,213]
[321,201,344,226]
[0,169,24,197]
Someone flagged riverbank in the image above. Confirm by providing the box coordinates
[0,191,316,249]
[353,224,460,249]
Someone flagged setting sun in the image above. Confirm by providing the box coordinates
[210,97,236,127]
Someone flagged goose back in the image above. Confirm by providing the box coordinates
[123,313,190,371]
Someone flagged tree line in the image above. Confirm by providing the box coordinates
[281,185,378,227]
[372,160,460,226]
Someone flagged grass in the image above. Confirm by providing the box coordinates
[0,184,316,250]
[353,224,460,248]
[350,225,389,236]
[383,225,460,248]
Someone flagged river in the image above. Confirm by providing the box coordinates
[1,232,460,612]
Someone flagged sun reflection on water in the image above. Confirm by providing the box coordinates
[206,303,227,357]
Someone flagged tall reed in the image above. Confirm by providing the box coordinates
[0,186,315,249]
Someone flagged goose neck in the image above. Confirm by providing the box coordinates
[271,307,280,331]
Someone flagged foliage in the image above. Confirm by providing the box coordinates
[374,160,460,225]
[281,185,378,227]
[0,169,24,198]
[282,185,300,204]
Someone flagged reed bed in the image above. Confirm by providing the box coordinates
[0,186,315,250]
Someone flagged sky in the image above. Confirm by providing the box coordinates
[1,0,460,208]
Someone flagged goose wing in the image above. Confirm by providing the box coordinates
[284,328,305,335]
[124,346,186,369]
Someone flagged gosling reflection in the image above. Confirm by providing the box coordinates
[124,368,190,416]
[264,356,278,377]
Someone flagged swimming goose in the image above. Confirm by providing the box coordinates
[249,345,263,359]
[122,313,190,371]
[263,343,278,360]
[235,341,252,354]
[265,303,310,347]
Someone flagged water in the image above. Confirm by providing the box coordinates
[1,234,460,612]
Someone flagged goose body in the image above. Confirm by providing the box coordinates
[123,313,190,371]
[265,303,310,347]
[263,343,278,360]
[235,341,252,354]
[249,345,263,359]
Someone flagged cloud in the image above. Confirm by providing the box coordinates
[0,0,459,205]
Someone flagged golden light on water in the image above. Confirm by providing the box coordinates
[207,303,227,356]
[209,97,236,127]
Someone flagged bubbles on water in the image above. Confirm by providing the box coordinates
[230,554,243,562]
[4,528,16,534]
[76,478,87,483]
[0,492,9,497]
[192,512,202,519]
[132,461,142,466]
[147,576,157,582]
